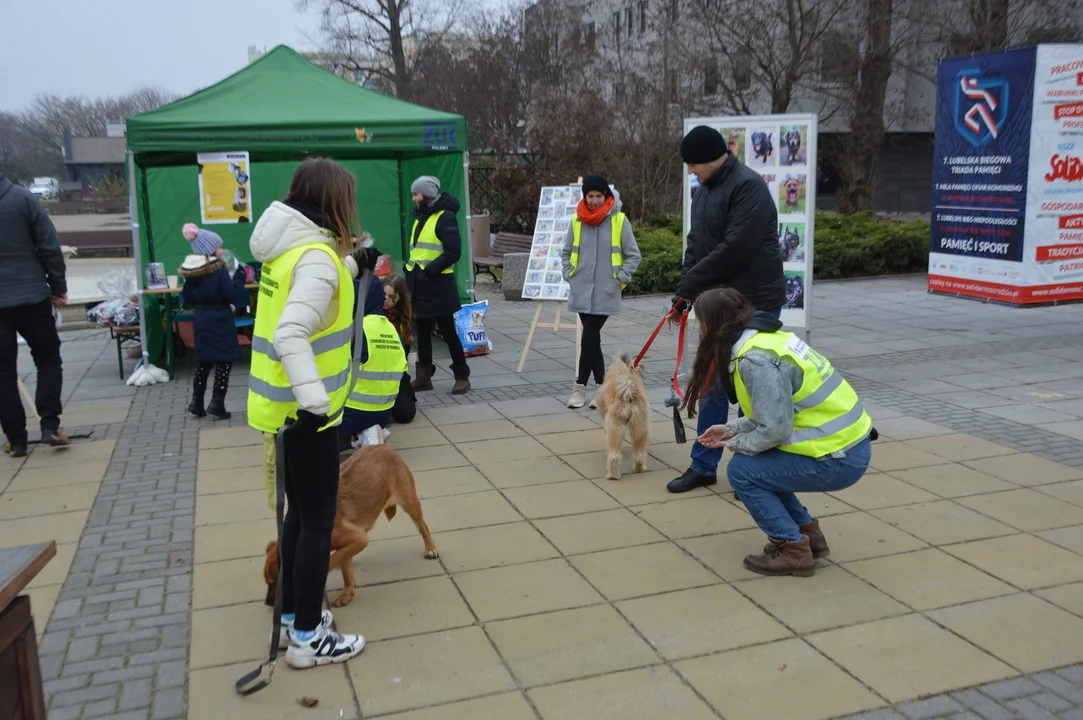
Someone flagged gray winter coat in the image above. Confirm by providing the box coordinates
[559,190,641,316]
[0,174,67,310]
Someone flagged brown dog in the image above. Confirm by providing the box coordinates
[263,444,439,608]
[595,353,651,480]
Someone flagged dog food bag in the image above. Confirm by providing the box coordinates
[454,300,493,357]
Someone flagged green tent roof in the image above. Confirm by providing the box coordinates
[126,45,466,155]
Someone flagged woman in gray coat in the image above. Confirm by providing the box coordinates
[560,174,641,409]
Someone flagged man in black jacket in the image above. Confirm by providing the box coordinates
[667,126,786,493]
[0,173,70,457]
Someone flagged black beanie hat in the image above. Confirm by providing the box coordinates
[681,125,729,164]
[581,174,612,198]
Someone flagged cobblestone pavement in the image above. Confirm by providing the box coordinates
[5,275,1083,719]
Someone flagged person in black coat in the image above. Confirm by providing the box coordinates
[667,125,787,495]
[178,253,245,419]
[405,175,469,394]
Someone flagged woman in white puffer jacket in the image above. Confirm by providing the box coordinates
[247,158,365,669]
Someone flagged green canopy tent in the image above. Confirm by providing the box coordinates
[124,44,471,370]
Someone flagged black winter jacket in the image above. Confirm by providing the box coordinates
[676,156,786,311]
[178,258,244,364]
[0,174,67,309]
[406,193,462,319]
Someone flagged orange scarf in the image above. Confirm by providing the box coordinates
[576,196,615,226]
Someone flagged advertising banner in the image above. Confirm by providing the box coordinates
[929,44,1083,304]
[683,114,818,333]
[1023,44,1083,303]
[197,151,252,224]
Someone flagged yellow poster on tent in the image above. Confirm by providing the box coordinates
[197,151,252,224]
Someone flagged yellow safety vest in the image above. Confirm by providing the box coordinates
[733,331,871,458]
[247,242,354,433]
[345,315,408,412]
[405,211,454,274]
[570,213,627,289]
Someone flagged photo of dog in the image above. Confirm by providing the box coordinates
[523,284,542,298]
[750,130,775,167]
[778,223,806,263]
[781,125,808,166]
[784,271,806,310]
[778,174,807,214]
[595,353,651,480]
[726,128,746,164]
[263,445,438,609]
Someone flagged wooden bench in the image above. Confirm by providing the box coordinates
[58,229,132,257]
[473,232,533,289]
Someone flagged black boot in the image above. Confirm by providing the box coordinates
[206,391,231,420]
[667,468,717,494]
[188,388,207,418]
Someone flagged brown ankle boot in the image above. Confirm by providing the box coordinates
[764,520,830,559]
[745,536,816,577]
[800,520,830,559]
[412,363,434,392]
[451,365,470,395]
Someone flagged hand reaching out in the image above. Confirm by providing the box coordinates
[698,424,738,448]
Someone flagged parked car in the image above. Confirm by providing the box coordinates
[28,177,59,200]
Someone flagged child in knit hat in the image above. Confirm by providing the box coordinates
[182,223,224,257]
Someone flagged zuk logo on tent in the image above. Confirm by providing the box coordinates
[355,127,372,144]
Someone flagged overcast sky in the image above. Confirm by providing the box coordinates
[0,0,327,112]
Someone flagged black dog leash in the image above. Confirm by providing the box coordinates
[235,425,288,696]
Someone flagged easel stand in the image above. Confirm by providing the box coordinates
[516,301,583,373]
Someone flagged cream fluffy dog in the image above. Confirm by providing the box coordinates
[595,353,651,480]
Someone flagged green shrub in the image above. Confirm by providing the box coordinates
[814,212,930,279]
[625,226,683,295]
[620,212,931,294]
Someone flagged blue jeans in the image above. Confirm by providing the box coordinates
[727,437,872,542]
[689,306,782,476]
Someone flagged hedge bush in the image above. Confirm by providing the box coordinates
[622,212,931,295]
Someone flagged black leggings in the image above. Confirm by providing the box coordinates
[279,425,340,631]
[193,362,232,395]
[577,314,609,386]
[416,315,467,371]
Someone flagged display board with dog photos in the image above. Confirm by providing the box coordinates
[523,185,582,301]
[682,114,818,335]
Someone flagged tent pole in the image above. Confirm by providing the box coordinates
[462,151,475,303]
[127,151,150,368]
[396,154,407,272]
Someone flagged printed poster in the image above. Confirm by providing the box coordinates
[197,151,252,224]
[929,44,1083,305]
[523,186,582,301]
[682,114,818,332]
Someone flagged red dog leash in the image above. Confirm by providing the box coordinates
[631,306,689,443]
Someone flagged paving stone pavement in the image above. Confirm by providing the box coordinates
[7,274,1083,719]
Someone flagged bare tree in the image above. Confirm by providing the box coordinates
[830,0,897,213]
[28,86,176,141]
[686,0,851,115]
[299,0,467,99]
[910,0,1078,57]
[0,112,63,182]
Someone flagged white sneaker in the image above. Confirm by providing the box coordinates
[276,609,333,650]
[589,393,598,409]
[286,626,366,669]
[382,427,391,441]
[567,383,587,409]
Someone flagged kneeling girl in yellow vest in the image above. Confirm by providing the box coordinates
[247,158,366,669]
[686,288,872,578]
[338,259,408,449]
